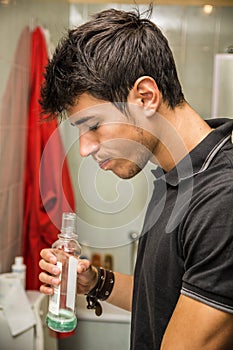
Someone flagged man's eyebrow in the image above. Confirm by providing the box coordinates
[70,116,94,126]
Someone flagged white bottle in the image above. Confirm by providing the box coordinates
[11,256,26,289]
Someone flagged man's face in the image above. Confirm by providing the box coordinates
[69,93,157,179]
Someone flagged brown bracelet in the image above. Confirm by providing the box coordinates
[86,267,115,316]
[97,269,115,301]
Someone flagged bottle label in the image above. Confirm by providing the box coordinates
[66,256,78,311]
[48,261,62,315]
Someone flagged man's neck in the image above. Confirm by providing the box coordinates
[151,102,213,172]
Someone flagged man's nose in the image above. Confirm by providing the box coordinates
[79,132,100,157]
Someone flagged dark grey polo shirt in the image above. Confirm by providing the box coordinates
[131,118,233,350]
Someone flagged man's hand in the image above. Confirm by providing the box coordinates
[39,248,98,295]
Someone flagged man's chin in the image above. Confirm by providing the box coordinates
[111,165,142,179]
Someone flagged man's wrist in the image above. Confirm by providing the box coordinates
[85,267,115,316]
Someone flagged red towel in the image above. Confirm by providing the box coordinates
[23,27,75,291]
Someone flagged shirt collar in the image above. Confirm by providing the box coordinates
[152,118,233,186]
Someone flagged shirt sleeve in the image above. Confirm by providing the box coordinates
[180,172,233,314]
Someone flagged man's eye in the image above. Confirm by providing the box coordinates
[89,123,99,131]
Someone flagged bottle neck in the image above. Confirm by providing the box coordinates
[58,232,78,240]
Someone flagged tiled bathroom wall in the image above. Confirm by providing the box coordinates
[0,1,232,276]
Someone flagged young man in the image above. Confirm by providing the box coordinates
[39,7,233,349]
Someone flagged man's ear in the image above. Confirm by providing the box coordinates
[128,76,161,117]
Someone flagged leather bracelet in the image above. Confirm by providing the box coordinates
[86,267,115,316]
[87,267,105,297]
[97,268,115,301]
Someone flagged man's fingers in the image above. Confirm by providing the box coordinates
[39,271,60,285]
[77,259,91,273]
[40,248,57,264]
[39,283,54,295]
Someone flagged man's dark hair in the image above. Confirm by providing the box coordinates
[40,6,185,118]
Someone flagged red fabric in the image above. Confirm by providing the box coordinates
[23,27,75,291]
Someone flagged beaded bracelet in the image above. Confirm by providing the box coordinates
[86,267,115,316]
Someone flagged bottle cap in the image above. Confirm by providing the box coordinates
[15,256,24,265]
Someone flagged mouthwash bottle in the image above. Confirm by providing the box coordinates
[46,212,81,332]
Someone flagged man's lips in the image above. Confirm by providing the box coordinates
[99,159,111,169]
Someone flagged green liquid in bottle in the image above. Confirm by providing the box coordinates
[46,309,77,333]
